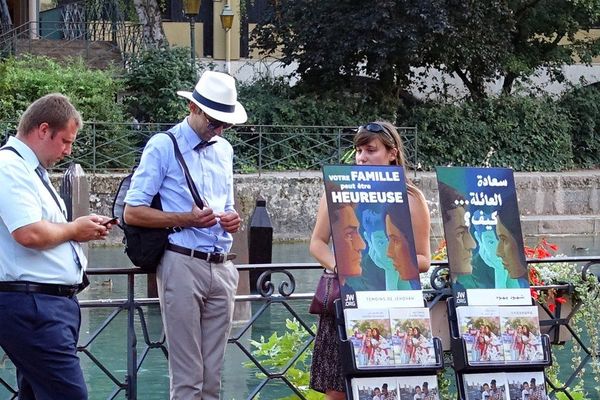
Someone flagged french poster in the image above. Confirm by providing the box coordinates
[344,308,394,368]
[436,167,530,306]
[323,165,422,309]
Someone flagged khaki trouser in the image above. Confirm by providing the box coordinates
[157,250,239,400]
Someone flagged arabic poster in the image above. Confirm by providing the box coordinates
[323,165,423,309]
[436,167,530,306]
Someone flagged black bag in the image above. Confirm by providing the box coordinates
[113,132,204,272]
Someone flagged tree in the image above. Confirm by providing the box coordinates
[251,0,600,101]
[251,0,446,108]
[422,0,600,99]
[0,0,11,26]
[133,0,166,48]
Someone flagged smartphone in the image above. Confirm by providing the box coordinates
[102,217,119,227]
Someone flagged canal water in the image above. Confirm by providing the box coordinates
[0,236,598,399]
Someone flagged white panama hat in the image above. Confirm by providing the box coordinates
[177,71,247,125]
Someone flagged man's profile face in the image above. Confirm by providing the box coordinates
[496,217,527,278]
[367,230,393,270]
[332,206,365,277]
[40,119,78,168]
[445,206,476,275]
[475,229,502,267]
[385,215,418,280]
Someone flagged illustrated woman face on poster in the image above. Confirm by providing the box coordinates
[331,203,366,280]
[385,214,418,280]
[495,214,527,280]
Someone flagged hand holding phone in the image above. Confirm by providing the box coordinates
[102,217,119,227]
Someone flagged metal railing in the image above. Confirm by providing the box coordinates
[0,257,598,399]
[0,122,419,175]
[0,19,144,67]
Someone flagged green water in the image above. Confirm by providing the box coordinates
[0,237,598,399]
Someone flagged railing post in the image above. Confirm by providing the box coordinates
[248,198,273,293]
[126,272,137,399]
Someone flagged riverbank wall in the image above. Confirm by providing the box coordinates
[67,169,600,245]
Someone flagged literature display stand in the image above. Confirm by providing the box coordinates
[447,298,553,399]
[334,300,445,399]
[321,165,445,399]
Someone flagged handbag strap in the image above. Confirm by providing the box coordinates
[164,132,204,209]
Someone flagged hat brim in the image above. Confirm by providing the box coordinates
[177,90,247,125]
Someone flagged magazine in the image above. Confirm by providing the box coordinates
[344,308,394,368]
[351,376,399,400]
[500,306,544,363]
[436,167,531,307]
[505,371,547,400]
[389,307,436,366]
[397,375,439,400]
[456,306,504,364]
[463,372,509,400]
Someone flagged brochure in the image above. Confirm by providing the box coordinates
[344,308,394,368]
[456,306,504,364]
[389,307,436,366]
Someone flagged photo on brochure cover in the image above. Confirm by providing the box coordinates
[505,371,548,400]
[397,375,440,400]
[323,165,422,309]
[500,306,544,363]
[436,167,530,307]
[389,307,436,366]
[463,372,509,400]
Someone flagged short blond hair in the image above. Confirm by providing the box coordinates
[18,93,82,138]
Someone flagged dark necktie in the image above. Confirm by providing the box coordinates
[194,140,216,151]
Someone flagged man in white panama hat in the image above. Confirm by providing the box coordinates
[124,70,247,400]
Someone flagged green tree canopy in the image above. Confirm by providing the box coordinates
[251,0,600,101]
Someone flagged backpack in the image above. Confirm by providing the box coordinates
[113,132,204,272]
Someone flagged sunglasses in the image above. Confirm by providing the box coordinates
[204,112,233,130]
[360,122,385,133]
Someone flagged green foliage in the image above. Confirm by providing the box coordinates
[559,85,600,167]
[243,319,322,400]
[410,95,574,171]
[238,77,394,126]
[0,55,134,169]
[123,47,197,123]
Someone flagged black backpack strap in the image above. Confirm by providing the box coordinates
[164,132,205,210]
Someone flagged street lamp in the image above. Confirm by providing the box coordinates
[220,4,234,74]
[183,0,202,69]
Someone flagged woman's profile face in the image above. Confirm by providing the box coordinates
[355,137,397,166]
[385,215,418,280]
[495,217,527,278]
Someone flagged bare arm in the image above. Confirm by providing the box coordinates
[409,189,431,273]
[12,215,113,250]
[124,203,218,229]
[309,194,336,272]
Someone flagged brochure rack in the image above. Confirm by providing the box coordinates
[333,300,445,399]
[447,298,553,399]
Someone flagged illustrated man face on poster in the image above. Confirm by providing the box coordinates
[331,203,366,281]
[439,182,476,277]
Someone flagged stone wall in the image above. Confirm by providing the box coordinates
[58,169,600,244]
